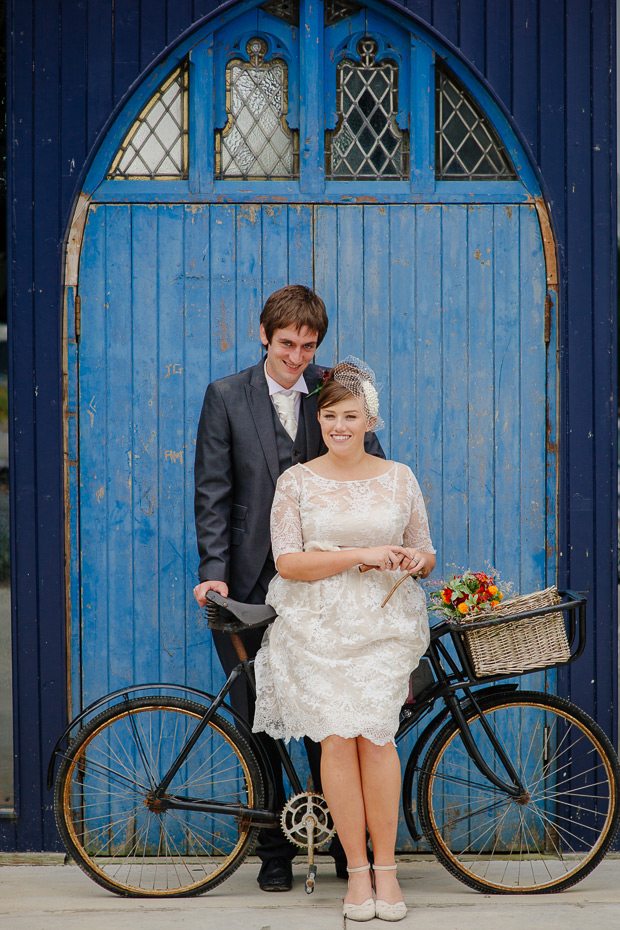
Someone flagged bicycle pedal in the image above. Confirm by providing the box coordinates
[305,864,317,894]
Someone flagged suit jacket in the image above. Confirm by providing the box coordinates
[194,358,384,601]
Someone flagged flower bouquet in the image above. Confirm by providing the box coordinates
[429,570,505,621]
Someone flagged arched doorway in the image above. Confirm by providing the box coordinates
[65,0,557,849]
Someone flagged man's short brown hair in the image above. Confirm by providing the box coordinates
[260,285,328,346]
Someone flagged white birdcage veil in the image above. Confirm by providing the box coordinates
[329,356,384,431]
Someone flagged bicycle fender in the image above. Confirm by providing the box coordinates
[46,681,268,792]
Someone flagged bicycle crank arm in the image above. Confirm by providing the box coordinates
[161,796,279,825]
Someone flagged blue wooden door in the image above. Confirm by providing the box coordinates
[76,200,548,703]
[71,1,555,852]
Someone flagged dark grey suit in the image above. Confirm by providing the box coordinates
[194,356,384,862]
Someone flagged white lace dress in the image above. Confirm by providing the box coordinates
[253,461,434,746]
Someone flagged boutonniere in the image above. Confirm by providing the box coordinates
[307,368,332,398]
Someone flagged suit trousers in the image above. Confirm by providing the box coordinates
[211,561,324,863]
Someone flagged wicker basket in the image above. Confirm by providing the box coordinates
[460,586,570,677]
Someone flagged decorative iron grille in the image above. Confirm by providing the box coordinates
[324,0,362,26]
[108,64,189,179]
[326,38,409,180]
[260,0,299,25]
[435,66,517,180]
[215,38,299,180]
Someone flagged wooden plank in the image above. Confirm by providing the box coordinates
[104,205,135,692]
[511,0,540,160]
[336,206,365,362]
[261,205,289,307]
[113,0,140,103]
[157,206,188,683]
[492,204,521,587]
[287,204,314,290]
[138,0,166,69]
[414,204,443,559]
[235,205,263,373]
[183,205,221,696]
[313,206,338,365]
[86,1,114,151]
[130,204,161,686]
[458,0,486,73]
[518,204,547,593]
[363,207,392,441]
[439,205,469,575]
[78,205,111,704]
[210,204,237,381]
[389,205,416,467]
[466,206,495,569]
[485,0,512,109]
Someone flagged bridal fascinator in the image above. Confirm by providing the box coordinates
[330,356,384,431]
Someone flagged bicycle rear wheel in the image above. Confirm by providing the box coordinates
[416,691,620,893]
[54,696,264,896]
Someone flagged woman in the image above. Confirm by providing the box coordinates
[253,358,435,922]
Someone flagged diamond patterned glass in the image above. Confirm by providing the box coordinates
[108,64,188,179]
[326,38,409,180]
[215,38,299,180]
[435,66,517,180]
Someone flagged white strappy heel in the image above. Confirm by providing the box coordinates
[373,864,407,922]
[343,863,375,922]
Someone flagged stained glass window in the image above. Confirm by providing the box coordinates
[435,65,517,180]
[108,64,189,179]
[326,38,409,180]
[215,38,299,180]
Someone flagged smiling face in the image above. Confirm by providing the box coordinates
[260,324,318,390]
[318,395,368,454]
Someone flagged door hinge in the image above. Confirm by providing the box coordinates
[543,293,553,344]
[74,295,81,342]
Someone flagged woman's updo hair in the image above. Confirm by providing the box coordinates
[316,358,383,431]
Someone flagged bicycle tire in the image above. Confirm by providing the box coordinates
[414,690,620,893]
[54,696,265,897]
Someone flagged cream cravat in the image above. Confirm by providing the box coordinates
[272,390,298,440]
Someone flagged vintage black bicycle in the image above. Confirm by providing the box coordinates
[48,588,620,898]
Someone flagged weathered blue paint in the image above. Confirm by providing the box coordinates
[3,0,616,856]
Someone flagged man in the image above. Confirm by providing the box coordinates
[193,285,383,891]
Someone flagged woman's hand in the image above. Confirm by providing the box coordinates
[359,546,408,572]
[400,549,436,579]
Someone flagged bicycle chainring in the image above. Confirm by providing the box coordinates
[280,792,335,849]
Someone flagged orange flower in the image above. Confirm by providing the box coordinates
[488,585,498,596]
[458,602,469,614]
[498,592,504,601]
[492,600,500,608]
[441,590,451,604]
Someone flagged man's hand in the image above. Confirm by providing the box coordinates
[193,580,229,607]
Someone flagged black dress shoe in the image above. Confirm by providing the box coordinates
[257,856,293,892]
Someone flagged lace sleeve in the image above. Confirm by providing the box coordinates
[270,467,304,563]
[402,465,436,554]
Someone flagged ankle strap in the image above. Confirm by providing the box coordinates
[347,863,371,873]
[373,864,397,871]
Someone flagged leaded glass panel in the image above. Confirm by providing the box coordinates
[326,38,409,180]
[435,66,517,180]
[108,64,189,179]
[215,38,299,180]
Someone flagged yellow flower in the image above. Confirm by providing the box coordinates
[457,602,469,614]
[488,585,498,596]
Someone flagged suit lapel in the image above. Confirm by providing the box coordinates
[302,366,324,459]
[246,361,280,486]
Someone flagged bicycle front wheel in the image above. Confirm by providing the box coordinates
[54,696,264,896]
[417,691,620,893]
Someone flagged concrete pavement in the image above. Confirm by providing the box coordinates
[1,854,619,930]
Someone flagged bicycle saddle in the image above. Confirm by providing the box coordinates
[206,590,277,631]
